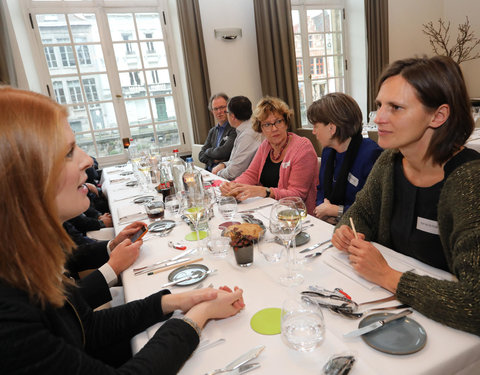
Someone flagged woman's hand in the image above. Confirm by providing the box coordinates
[332,225,364,251]
[161,288,219,314]
[313,199,337,219]
[229,184,266,201]
[219,181,237,196]
[346,238,402,293]
[110,221,146,249]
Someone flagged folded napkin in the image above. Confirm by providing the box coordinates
[117,205,146,224]
[109,177,130,184]
[112,191,141,202]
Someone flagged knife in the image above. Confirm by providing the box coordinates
[204,345,265,375]
[160,269,216,288]
[343,309,413,338]
[304,251,323,259]
[299,239,331,253]
[239,203,273,213]
[238,362,260,374]
[133,248,196,273]
[134,257,191,276]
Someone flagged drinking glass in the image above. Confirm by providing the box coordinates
[183,193,207,242]
[218,196,237,221]
[281,297,325,352]
[270,201,303,286]
[137,157,152,193]
[144,200,164,221]
[204,186,217,219]
[164,195,180,217]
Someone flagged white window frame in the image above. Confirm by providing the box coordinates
[10,0,191,166]
[292,0,349,128]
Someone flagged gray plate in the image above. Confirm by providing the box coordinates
[359,312,427,355]
[148,220,175,233]
[133,195,154,204]
[168,264,209,286]
[275,231,310,247]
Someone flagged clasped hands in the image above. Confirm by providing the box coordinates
[332,225,402,293]
[220,181,266,201]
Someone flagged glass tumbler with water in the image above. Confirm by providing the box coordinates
[281,297,325,352]
[218,196,237,221]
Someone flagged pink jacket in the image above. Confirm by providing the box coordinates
[235,132,319,214]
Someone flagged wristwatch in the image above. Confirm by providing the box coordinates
[265,187,271,198]
[337,205,344,219]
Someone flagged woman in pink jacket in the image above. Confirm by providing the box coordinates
[220,96,318,214]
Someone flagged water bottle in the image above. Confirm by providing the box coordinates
[171,149,186,194]
[182,157,204,197]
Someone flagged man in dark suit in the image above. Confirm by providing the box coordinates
[199,93,237,171]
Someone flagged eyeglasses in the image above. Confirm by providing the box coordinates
[261,118,285,130]
[212,105,227,112]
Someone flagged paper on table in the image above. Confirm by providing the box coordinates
[117,205,145,224]
[113,190,141,202]
[323,252,377,290]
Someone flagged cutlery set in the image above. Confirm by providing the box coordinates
[133,249,197,276]
[203,345,265,375]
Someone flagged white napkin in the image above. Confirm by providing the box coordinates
[113,191,141,202]
[109,177,131,184]
[117,205,146,224]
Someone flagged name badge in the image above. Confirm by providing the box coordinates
[347,173,359,187]
[282,160,291,168]
[416,217,439,235]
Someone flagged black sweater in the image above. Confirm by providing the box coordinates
[0,283,199,374]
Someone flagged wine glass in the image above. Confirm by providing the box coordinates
[269,201,304,286]
[137,157,152,193]
[279,197,307,265]
[183,193,207,242]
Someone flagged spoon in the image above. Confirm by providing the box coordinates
[329,304,410,319]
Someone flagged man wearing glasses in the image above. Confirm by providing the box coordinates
[199,93,237,171]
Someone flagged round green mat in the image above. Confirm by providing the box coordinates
[250,308,281,335]
[185,231,208,241]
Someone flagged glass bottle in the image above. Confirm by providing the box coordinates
[171,149,186,194]
[182,157,204,197]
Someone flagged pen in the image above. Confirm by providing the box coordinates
[349,217,358,239]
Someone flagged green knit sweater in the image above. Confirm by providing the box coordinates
[337,149,480,336]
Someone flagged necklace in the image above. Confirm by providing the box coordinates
[270,134,290,162]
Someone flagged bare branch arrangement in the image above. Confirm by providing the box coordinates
[423,17,480,64]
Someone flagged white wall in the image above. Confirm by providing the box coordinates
[199,0,263,106]
[388,0,480,97]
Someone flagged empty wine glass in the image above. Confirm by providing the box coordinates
[218,196,237,221]
[270,201,304,286]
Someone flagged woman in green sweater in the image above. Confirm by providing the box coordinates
[332,56,480,335]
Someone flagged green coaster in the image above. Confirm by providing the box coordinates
[185,231,208,241]
[250,308,281,335]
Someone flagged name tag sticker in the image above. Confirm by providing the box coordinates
[282,161,291,168]
[416,217,439,235]
[347,173,359,187]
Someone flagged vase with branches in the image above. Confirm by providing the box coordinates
[422,16,480,64]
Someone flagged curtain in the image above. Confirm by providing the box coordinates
[364,0,389,113]
[253,0,301,131]
[0,2,17,86]
[176,0,211,143]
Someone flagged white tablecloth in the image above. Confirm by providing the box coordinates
[101,166,480,375]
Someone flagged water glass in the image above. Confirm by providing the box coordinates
[218,196,237,220]
[144,200,164,221]
[259,243,284,263]
[207,236,229,258]
[281,297,325,352]
[165,195,180,216]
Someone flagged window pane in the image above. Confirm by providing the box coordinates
[95,129,123,157]
[78,44,106,73]
[291,10,300,33]
[131,125,155,150]
[298,81,305,105]
[126,99,152,125]
[310,57,326,79]
[89,103,116,130]
[68,106,90,132]
[325,9,342,32]
[140,41,167,68]
[308,34,325,56]
[83,75,112,101]
[307,10,324,32]
[327,55,344,76]
[66,78,84,104]
[113,42,141,70]
[120,71,146,97]
[312,80,327,100]
[151,96,175,122]
[136,13,163,39]
[58,46,77,74]
[155,122,180,148]
[328,78,344,93]
[146,69,171,95]
[326,33,343,55]
[36,14,70,43]
[296,59,304,81]
[76,132,95,155]
[294,35,302,57]
[68,14,100,43]
[107,14,137,41]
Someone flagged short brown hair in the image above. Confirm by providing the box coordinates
[252,96,294,133]
[307,93,363,142]
[377,56,474,165]
[0,87,74,308]
[208,92,229,110]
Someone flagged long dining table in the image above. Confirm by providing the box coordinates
[101,164,480,375]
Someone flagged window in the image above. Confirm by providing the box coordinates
[25,1,187,163]
[292,1,347,127]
